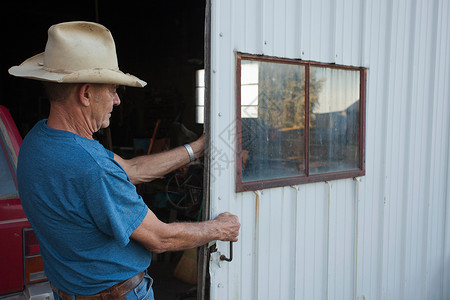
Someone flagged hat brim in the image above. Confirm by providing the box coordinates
[9,53,147,88]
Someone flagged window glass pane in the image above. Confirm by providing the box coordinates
[240,60,306,182]
[0,128,18,199]
[195,69,205,124]
[309,67,360,174]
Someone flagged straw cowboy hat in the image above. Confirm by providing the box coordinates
[9,21,146,87]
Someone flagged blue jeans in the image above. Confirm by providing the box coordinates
[52,273,154,300]
[125,273,154,300]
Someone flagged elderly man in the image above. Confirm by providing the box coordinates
[9,21,239,300]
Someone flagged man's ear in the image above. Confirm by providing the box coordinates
[79,83,91,107]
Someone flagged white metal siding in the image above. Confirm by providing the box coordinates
[209,0,450,299]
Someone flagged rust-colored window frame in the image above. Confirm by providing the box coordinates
[235,52,366,192]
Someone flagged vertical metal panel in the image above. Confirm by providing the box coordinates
[285,0,302,59]
[438,2,450,299]
[209,0,234,299]
[359,1,390,298]
[424,1,450,299]
[209,0,450,299]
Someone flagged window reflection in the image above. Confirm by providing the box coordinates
[195,69,205,124]
[0,125,18,199]
[309,67,360,174]
[236,53,365,191]
[241,62,259,118]
[241,60,306,182]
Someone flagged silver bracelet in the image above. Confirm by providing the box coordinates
[184,144,196,162]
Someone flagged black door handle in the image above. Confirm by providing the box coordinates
[220,241,233,262]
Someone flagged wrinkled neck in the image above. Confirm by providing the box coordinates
[46,102,96,140]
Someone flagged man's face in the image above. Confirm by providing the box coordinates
[90,84,121,130]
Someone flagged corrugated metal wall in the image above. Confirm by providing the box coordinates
[208,0,450,299]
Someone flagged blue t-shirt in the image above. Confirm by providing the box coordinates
[17,120,151,295]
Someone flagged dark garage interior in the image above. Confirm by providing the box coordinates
[1,1,206,299]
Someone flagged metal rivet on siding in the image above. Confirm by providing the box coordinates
[264,40,268,45]
[302,51,305,55]
[218,196,222,200]
[212,70,216,74]
[219,32,223,37]
[218,112,222,117]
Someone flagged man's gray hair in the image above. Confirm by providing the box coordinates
[42,82,81,103]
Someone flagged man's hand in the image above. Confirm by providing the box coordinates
[212,212,241,242]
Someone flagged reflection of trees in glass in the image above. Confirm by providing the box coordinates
[241,61,325,182]
[309,70,324,126]
[258,62,323,129]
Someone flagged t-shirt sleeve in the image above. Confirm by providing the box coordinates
[84,169,148,247]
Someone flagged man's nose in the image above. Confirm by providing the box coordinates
[113,93,121,106]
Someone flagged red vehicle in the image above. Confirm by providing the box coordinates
[0,106,51,298]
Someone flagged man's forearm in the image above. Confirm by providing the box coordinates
[131,209,240,254]
[124,146,191,184]
[148,220,220,253]
[115,136,204,184]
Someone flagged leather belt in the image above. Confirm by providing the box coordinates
[51,271,145,300]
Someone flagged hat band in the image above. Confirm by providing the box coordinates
[42,66,121,74]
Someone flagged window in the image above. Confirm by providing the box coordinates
[196,69,205,124]
[236,53,366,192]
[0,119,19,200]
